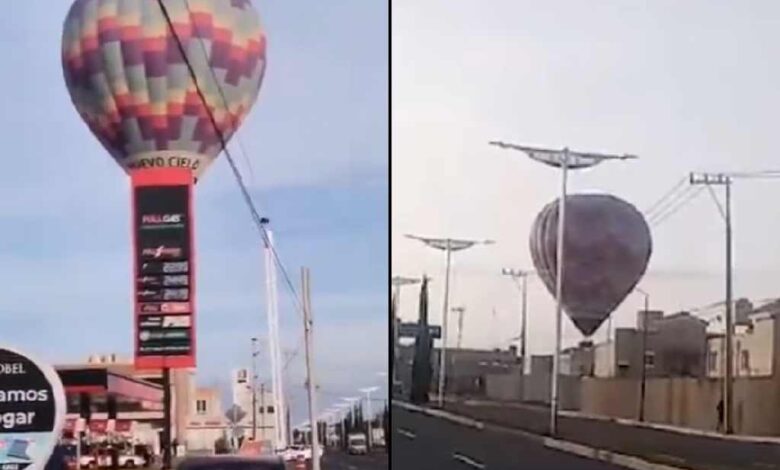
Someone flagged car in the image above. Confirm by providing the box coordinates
[117,454,146,468]
[280,445,322,462]
[176,455,286,470]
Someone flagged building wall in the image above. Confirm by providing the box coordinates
[580,376,780,436]
[708,313,777,378]
[594,342,615,378]
[187,388,226,452]
[230,367,278,449]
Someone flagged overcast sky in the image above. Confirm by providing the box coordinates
[392,0,780,354]
[0,0,387,424]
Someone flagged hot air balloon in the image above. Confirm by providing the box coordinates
[61,0,267,180]
[529,194,652,337]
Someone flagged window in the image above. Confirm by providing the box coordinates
[266,406,275,414]
[741,350,750,371]
[709,351,718,372]
[196,399,207,415]
[644,351,655,368]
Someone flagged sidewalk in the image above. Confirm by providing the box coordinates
[438,398,780,470]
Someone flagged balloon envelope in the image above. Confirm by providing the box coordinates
[61,0,267,179]
[529,194,652,337]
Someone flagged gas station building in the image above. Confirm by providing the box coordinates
[55,354,194,453]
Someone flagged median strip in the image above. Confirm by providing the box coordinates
[452,452,486,469]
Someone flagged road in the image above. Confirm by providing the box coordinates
[393,404,626,469]
[443,399,780,470]
[321,449,388,470]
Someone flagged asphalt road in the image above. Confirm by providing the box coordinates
[321,449,388,470]
[443,399,780,470]
[393,405,627,469]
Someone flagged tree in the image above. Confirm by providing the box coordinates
[411,277,434,404]
[224,405,246,425]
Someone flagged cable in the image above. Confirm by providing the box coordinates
[649,186,704,227]
[182,0,257,185]
[644,176,687,218]
[157,0,304,317]
[646,184,694,223]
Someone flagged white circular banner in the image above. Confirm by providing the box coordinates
[0,346,66,470]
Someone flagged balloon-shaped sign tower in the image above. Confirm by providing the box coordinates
[61,0,267,369]
[529,194,652,337]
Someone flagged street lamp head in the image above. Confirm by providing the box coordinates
[359,386,380,394]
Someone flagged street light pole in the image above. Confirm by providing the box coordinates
[636,288,650,422]
[405,234,494,408]
[490,141,637,435]
[501,269,533,374]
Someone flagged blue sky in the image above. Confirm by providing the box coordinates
[0,1,388,423]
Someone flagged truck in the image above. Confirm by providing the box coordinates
[346,433,367,455]
[371,428,386,447]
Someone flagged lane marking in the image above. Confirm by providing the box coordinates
[398,428,416,439]
[652,453,686,464]
[452,452,486,469]
[347,465,357,470]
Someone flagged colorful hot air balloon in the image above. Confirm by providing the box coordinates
[530,194,652,337]
[61,0,267,180]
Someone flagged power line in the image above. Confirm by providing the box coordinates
[157,1,303,318]
[644,176,687,217]
[649,186,705,227]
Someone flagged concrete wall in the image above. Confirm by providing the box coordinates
[485,372,523,402]
[580,376,780,436]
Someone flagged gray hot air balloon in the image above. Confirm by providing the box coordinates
[529,194,652,337]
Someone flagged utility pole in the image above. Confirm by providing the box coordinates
[636,287,650,422]
[405,234,494,407]
[301,267,322,470]
[251,337,259,440]
[260,383,266,442]
[490,141,637,435]
[502,269,532,373]
[161,368,172,470]
[690,172,733,434]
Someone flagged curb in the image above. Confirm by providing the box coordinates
[395,400,690,470]
[543,438,688,470]
[460,397,780,445]
[394,401,484,430]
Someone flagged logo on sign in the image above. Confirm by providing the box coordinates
[162,316,191,328]
[141,214,183,225]
[141,246,183,259]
